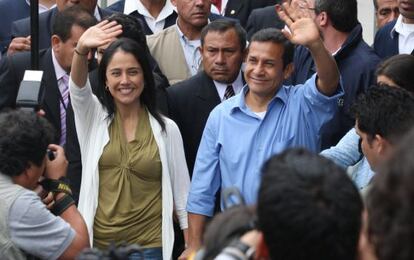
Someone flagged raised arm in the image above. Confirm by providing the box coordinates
[71,20,122,88]
[276,2,339,96]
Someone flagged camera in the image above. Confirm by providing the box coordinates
[16,70,44,112]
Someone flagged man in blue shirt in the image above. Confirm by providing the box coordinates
[183,2,343,257]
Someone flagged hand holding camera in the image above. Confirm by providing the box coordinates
[45,144,68,180]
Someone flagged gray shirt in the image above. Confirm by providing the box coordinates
[9,190,75,259]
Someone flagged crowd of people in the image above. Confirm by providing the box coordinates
[0,0,414,259]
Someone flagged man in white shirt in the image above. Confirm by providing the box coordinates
[106,0,177,35]
[374,0,414,58]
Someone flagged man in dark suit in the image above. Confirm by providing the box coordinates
[7,0,111,56]
[211,0,279,27]
[0,6,97,203]
[373,0,414,59]
[167,19,246,174]
[105,0,178,35]
[245,4,284,40]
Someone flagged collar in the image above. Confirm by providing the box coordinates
[392,14,414,37]
[213,70,244,90]
[94,6,101,21]
[334,23,362,57]
[51,49,67,81]
[175,19,210,41]
[25,0,56,13]
[229,84,288,114]
[124,0,174,20]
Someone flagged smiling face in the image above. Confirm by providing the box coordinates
[201,29,244,84]
[244,41,291,100]
[105,50,145,109]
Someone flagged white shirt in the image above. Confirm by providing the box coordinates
[392,15,414,54]
[124,0,175,34]
[210,0,229,16]
[25,0,56,13]
[213,70,244,101]
[176,25,202,76]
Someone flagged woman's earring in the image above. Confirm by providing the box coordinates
[105,85,109,91]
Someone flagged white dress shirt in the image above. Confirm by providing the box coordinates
[392,15,414,54]
[124,0,175,34]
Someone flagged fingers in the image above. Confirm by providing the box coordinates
[7,36,31,56]
[276,4,294,27]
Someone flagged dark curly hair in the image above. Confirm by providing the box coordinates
[366,127,414,260]
[0,110,55,177]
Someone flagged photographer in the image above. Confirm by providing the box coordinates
[0,110,89,259]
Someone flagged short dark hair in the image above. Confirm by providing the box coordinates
[200,19,247,51]
[258,148,363,260]
[367,127,414,260]
[52,5,97,42]
[97,38,165,130]
[376,54,414,93]
[106,13,147,49]
[315,0,358,32]
[249,28,294,68]
[0,110,55,177]
[352,86,414,144]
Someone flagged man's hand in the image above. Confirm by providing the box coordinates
[7,36,31,56]
[44,144,68,180]
[276,2,321,48]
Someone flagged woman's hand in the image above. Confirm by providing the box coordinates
[76,20,123,55]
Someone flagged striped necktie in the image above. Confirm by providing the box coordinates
[59,74,69,146]
[224,85,235,100]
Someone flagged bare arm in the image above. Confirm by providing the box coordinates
[71,20,122,88]
[179,213,206,260]
[43,144,89,259]
[277,2,339,96]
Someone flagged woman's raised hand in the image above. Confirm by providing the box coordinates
[76,20,123,54]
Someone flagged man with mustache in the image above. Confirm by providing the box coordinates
[167,19,246,174]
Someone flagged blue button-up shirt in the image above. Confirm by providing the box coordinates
[187,74,343,216]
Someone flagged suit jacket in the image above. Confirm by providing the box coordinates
[0,48,82,203]
[105,0,178,35]
[147,14,222,85]
[373,20,398,59]
[167,71,221,174]
[11,7,112,51]
[245,5,284,40]
[0,0,30,54]
[224,0,253,28]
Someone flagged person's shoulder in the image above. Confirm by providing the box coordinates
[168,72,206,95]
[105,0,125,12]
[252,5,276,16]
[375,20,396,40]
[148,25,176,42]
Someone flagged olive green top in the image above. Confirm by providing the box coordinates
[93,108,162,249]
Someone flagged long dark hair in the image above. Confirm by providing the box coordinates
[97,38,165,130]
